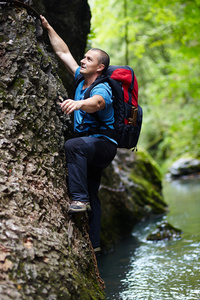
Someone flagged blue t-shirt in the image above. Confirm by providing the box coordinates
[74,67,117,144]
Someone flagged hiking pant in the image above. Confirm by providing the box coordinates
[64,136,117,248]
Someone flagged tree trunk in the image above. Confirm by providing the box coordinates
[0,4,105,299]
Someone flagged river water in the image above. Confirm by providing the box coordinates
[97,178,200,300]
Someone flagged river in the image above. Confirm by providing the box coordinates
[97,178,200,300]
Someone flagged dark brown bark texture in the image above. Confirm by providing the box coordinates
[0,3,105,300]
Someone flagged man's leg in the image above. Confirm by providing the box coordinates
[65,136,117,202]
[65,137,93,203]
[87,165,102,249]
[65,136,117,245]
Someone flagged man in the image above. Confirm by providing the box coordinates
[40,16,117,252]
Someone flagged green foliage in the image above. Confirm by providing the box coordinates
[88,0,200,172]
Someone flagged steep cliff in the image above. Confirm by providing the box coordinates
[0,4,105,299]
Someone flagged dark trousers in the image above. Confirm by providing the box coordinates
[64,136,117,248]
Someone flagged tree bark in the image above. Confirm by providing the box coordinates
[0,4,105,299]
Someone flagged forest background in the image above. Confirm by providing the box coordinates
[88,0,200,173]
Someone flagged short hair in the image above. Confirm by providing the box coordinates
[91,48,110,73]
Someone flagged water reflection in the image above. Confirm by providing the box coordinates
[97,234,140,299]
[98,179,200,300]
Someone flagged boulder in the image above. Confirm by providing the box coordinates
[100,148,168,249]
[167,157,200,179]
[147,220,182,241]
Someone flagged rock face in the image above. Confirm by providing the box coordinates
[0,4,105,299]
[100,148,168,249]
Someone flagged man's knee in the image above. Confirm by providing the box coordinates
[64,137,86,162]
[65,138,77,162]
[65,138,75,152]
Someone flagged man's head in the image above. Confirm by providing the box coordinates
[91,48,110,73]
[80,48,110,77]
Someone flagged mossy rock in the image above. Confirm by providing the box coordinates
[167,157,200,179]
[100,148,168,250]
[147,221,182,241]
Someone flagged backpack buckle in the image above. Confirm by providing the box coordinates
[128,106,138,125]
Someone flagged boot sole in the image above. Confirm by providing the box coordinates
[68,205,91,214]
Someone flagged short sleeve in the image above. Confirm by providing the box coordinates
[90,83,113,108]
[75,66,81,79]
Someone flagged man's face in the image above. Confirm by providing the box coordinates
[80,50,103,76]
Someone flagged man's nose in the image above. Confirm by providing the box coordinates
[81,57,85,63]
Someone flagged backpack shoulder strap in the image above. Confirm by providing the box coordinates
[73,73,84,99]
[73,74,110,100]
[75,73,84,87]
[83,75,109,99]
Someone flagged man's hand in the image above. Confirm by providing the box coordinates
[40,15,50,29]
[60,99,82,115]
[60,99,81,114]
[60,95,105,115]
[40,15,78,76]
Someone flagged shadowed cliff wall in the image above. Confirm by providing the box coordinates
[32,0,91,97]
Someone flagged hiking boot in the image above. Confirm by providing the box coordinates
[68,201,91,213]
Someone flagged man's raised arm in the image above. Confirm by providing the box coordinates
[40,15,79,76]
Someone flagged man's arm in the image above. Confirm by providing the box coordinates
[40,15,79,76]
[60,96,106,114]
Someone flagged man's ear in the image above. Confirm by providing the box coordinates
[97,64,105,73]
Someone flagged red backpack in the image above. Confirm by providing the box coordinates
[75,65,142,150]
